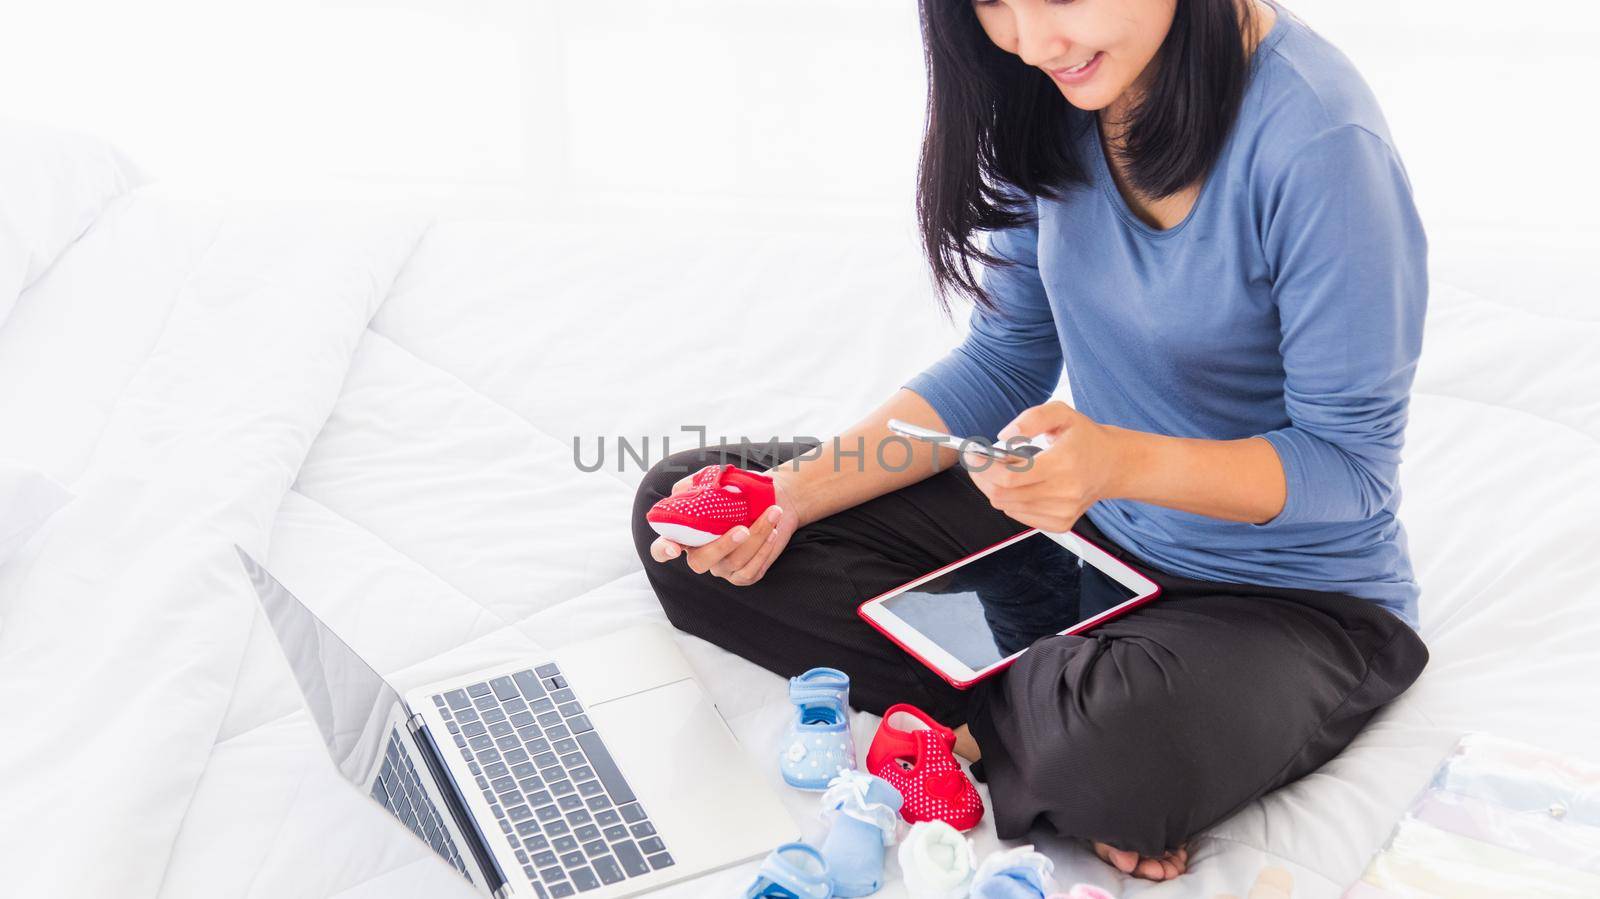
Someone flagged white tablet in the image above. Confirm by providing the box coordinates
[857,528,1162,689]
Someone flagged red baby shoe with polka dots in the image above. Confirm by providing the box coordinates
[646,463,777,547]
[866,704,985,832]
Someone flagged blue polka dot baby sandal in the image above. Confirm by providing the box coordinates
[780,667,858,791]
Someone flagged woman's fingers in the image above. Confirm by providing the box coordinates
[711,506,781,579]
[727,511,790,585]
[683,525,750,574]
[649,536,685,563]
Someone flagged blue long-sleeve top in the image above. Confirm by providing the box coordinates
[906,10,1427,628]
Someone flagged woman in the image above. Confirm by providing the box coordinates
[632,0,1429,882]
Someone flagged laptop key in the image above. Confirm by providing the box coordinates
[629,822,655,838]
[576,824,601,842]
[485,762,509,779]
[538,865,565,882]
[473,694,498,711]
[545,820,570,836]
[490,721,515,738]
[445,689,471,710]
[618,803,646,824]
[462,722,486,738]
[550,688,576,705]
[536,804,562,823]
[507,805,534,822]
[496,735,520,751]
[577,780,605,798]
[457,708,480,723]
[537,711,563,729]
[646,852,674,870]
[526,834,550,851]
[550,779,576,797]
[550,675,568,689]
[482,708,506,724]
[559,751,585,769]
[546,724,571,740]
[445,720,460,735]
[536,663,561,678]
[511,761,538,779]
[553,737,579,754]
[511,711,536,729]
[576,732,637,804]
[549,884,576,898]
[612,839,650,877]
[501,791,524,806]
[499,819,513,834]
[503,696,529,714]
[557,703,584,720]
[568,867,599,892]
[515,820,542,837]
[433,694,447,707]
[595,809,620,825]
[602,825,628,842]
[592,855,625,885]
[491,676,520,700]
[526,737,551,754]
[531,697,556,713]
[492,776,517,793]
[637,836,665,855]
[467,682,493,697]
[533,850,558,867]
[468,735,493,752]
[553,835,579,853]
[558,794,584,812]
[514,669,548,700]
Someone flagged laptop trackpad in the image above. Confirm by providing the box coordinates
[586,679,795,869]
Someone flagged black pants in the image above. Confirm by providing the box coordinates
[630,442,1429,856]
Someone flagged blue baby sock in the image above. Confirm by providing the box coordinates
[743,842,833,899]
[819,771,903,897]
[970,845,1056,899]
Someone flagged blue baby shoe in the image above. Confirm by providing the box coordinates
[780,667,857,791]
[819,770,903,897]
[743,841,834,898]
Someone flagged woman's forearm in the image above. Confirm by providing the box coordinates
[1110,428,1287,525]
[767,388,958,527]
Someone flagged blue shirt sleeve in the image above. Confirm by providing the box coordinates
[1255,125,1428,527]
[904,201,1063,440]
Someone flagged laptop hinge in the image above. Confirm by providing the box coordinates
[408,713,511,896]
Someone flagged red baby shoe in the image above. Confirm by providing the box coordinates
[866,704,985,832]
[646,464,777,547]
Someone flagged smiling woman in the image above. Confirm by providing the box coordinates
[918,0,1257,309]
[636,0,1431,885]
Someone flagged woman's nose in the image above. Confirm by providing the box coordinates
[1011,5,1071,68]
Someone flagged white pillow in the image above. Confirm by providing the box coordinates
[0,460,72,568]
[0,119,146,327]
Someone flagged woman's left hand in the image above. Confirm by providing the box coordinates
[964,400,1127,533]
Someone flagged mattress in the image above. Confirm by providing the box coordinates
[0,187,1596,899]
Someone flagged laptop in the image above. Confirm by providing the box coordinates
[236,546,795,898]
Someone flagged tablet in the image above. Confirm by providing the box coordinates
[857,528,1162,689]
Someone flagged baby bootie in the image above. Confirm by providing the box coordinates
[897,820,977,898]
[743,842,834,899]
[646,463,777,546]
[970,845,1056,899]
[866,704,984,831]
[818,770,903,897]
[781,667,857,790]
[1046,886,1116,899]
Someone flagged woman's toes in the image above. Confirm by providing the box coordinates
[1133,856,1168,880]
[1094,842,1139,874]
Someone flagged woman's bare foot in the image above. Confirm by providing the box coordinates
[1093,841,1188,881]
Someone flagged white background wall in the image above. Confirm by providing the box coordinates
[2,0,1597,250]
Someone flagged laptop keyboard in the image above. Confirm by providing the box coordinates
[371,730,470,878]
[433,662,674,897]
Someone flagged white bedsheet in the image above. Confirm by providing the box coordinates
[0,190,1596,899]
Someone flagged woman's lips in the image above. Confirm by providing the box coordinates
[1048,51,1104,86]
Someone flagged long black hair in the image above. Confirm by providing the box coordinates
[916,0,1257,312]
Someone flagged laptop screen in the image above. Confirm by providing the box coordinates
[236,547,400,785]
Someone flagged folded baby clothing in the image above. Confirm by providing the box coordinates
[969,845,1056,899]
[743,842,834,899]
[819,770,904,897]
[782,667,858,791]
[896,820,977,898]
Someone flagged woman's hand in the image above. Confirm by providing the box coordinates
[646,469,803,586]
[964,401,1128,533]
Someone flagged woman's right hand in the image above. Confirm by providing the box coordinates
[647,468,802,586]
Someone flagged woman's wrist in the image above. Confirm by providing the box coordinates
[1101,424,1156,503]
[765,465,813,528]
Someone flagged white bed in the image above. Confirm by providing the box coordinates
[1,123,1597,899]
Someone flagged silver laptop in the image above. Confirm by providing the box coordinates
[236,547,795,898]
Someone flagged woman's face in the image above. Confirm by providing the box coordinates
[971,0,1177,112]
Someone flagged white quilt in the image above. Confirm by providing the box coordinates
[0,189,1596,899]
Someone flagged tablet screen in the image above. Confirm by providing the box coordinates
[877,530,1139,670]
